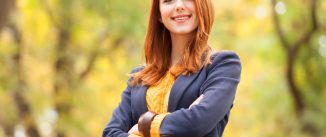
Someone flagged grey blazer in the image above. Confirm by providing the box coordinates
[103,51,242,137]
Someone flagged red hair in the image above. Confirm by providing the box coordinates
[131,0,215,86]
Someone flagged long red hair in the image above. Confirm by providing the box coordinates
[131,0,215,86]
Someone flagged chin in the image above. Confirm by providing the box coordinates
[172,29,195,35]
[175,31,192,35]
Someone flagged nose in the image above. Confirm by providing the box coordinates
[175,0,185,12]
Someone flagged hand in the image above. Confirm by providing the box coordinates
[128,124,141,136]
[189,94,204,109]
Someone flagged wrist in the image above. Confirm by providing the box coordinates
[138,111,157,137]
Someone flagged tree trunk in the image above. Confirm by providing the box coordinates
[0,0,14,31]
[286,50,304,116]
[8,22,40,137]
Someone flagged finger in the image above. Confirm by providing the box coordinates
[128,124,138,134]
[193,94,204,104]
[189,94,204,108]
[197,94,204,102]
[134,131,141,136]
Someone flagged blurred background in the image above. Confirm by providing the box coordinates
[0,0,325,137]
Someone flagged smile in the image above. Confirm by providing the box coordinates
[171,14,192,22]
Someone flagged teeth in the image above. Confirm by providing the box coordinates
[173,16,190,21]
[175,17,189,20]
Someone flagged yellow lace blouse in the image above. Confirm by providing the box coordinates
[129,68,176,137]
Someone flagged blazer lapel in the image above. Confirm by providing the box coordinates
[132,68,202,115]
[168,71,201,112]
[132,85,148,119]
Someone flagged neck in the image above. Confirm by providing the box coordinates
[170,33,193,66]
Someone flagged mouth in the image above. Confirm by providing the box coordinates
[171,14,192,22]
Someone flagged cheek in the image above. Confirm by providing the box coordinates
[185,2,196,14]
[160,9,171,23]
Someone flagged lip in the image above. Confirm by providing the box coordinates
[171,14,192,21]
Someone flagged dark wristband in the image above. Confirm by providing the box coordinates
[138,111,158,137]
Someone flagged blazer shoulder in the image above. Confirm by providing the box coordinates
[130,65,145,74]
[126,66,144,85]
[208,50,241,70]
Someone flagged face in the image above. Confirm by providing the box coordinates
[159,0,198,35]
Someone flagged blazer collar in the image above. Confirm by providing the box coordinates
[132,70,201,115]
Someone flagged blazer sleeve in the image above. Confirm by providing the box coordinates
[102,67,142,137]
[159,51,242,137]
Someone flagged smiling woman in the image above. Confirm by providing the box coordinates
[160,0,198,35]
[102,0,241,137]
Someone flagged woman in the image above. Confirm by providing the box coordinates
[103,0,241,136]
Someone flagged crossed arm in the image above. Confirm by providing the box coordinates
[102,51,241,137]
[128,95,205,136]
